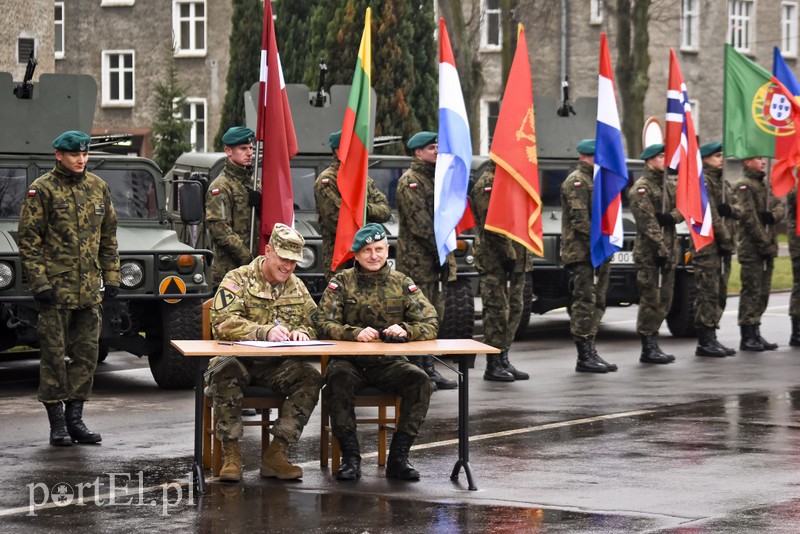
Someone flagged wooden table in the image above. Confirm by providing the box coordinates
[172,339,499,493]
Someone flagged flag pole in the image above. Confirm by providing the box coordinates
[249,140,261,256]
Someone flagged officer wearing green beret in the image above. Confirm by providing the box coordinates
[18,130,120,446]
[317,223,438,482]
[629,143,683,364]
[206,126,261,287]
[313,130,390,280]
[396,131,457,390]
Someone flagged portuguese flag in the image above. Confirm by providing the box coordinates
[723,44,800,197]
[332,8,372,271]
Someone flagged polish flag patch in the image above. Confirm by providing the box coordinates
[739,185,748,191]
[321,178,330,185]
[210,188,221,195]
[408,284,419,292]
[484,186,492,192]
[637,187,647,195]
[27,189,37,196]
[573,181,582,187]
[409,183,418,189]
[327,281,339,291]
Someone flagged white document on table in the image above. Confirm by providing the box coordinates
[232,340,336,348]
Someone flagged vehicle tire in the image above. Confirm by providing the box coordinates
[97,343,109,364]
[147,299,201,389]
[666,270,697,338]
[441,277,475,339]
[514,273,534,340]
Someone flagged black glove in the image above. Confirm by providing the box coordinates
[656,213,675,226]
[379,330,409,343]
[34,288,57,305]
[655,255,668,268]
[717,203,733,217]
[501,259,516,273]
[247,188,262,209]
[103,285,119,300]
[760,211,775,225]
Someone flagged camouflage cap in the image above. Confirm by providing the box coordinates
[700,141,723,158]
[52,130,91,152]
[328,130,342,149]
[407,131,438,150]
[222,126,255,147]
[640,143,665,160]
[576,138,595,155]
[269,223,304,262]
[350,223,387,252]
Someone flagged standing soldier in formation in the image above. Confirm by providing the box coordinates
[314,129,391,280]
[469,161,531,381]
[733,156,784,351]
[693,141,737,357]
[317,223,438,482]
[206,224,322,482]
[396,131,457,390]
[205,126,262,287]
[787,187,800,347]
[18,130,120,446]
[629,143,683,364]
[560,139,618,373]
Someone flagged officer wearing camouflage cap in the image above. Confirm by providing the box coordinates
[18,130,120,446]
[206,223,322,482]
[206,126,262,287]
[317,223,438,482]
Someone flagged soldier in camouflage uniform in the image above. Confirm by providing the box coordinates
[629,143,683,364]
[317,223,438,482]
[313,130,391,279]
[787,187,800,347]
[205,224,322,482]
[18,130,120,447]
[733,156,784,351]
[396,131,457,390]
[560,139,618,373]
[469,161,531,381]
[693,141,737,357]
[206,127,262,287]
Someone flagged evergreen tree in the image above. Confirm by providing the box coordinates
[151,43,191,172]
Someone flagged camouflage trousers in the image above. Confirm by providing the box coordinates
[37,304,101,403]
[479,270,527,350]
[636,264,675,335]
[738,258,773,326]
[568,261,610,341]
[323,356,434,438]
[416,279,445,320]
[205,357,322,443]
[693,253,731,329]
[791,254,800,318]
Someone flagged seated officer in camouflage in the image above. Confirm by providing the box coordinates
[18,130,120,447]
[206,126,262,287]
[313,129,391,280]
[205,223,322,482]
[317,223,438,481]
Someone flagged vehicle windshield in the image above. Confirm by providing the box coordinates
[0,168,27,218]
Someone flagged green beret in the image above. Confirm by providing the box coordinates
[328,130,342,149]
[269,223,304,262]
[52,130,91,152]
[576,138,595,155]
[640,143,665,160]
[700,141,723,158]
[407,131,438,150]
[221,126,255,147]
[350,223,387,252]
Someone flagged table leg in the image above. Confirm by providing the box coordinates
[450,354,477,490]
[193,358,207,494]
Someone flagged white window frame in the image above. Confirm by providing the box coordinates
[55,2,65,60]
[728,0,754,53]
[480,98,501,155]
[680,0,700,52]
[481,0,501,51]
[101,50,135,107]
[782,2,798,58]
[590,0,604,25]
[182,97,207,152]
[101,0,135,6]
[689,98,700,134]
[173,0,207,57]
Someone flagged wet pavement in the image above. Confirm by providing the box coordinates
[2,293,800,533]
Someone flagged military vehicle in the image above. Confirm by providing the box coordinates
[0,71,213,389]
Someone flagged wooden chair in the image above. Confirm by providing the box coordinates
[200,299,284,476]
[319,354,401,472]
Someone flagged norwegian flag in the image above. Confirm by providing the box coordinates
[665,48,713,251]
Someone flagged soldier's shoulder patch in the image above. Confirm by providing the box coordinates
[27,189,37,197]
[327,281,339,291]
[637,187,648,195]
[408,283,419,292]
[573,181,582,187]
[213,287,238,311]
[321,178,330,185]
[210,188,221,195]
[221,280,241,294]
[409,182,418,189]
[739,185,748,191]
[484,186,492,192]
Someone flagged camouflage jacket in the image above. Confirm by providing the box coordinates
[469,164,534,273]
[732,167,784,261]
[788,188,800,258]
[693,164,735,258]
[18,163,120,308]
[313,159,391,273]
[629,167,684,265]
[316,263,439,345]
[206,160,260,285]
[211,256,317,341]
[559,161,595,265]
[396,157,456,282]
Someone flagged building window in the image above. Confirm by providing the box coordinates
[182,98,207,152]
[480,99,501,155]
[55,3,64,59]
[590,0,603,25]
[173,1,207,57]
[728,0,754,53]
[18,38,34,63]
[681,0,699,51]
[481,0,501,50]
[782,2,798,57]
[102,50,135,107]
[689,99,700,133]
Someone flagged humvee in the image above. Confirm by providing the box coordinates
[0,72,213,389]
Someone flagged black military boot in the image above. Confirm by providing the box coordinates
[422,355,457,389]
[64,400,102,444]
[740,324,765,352]
[756,325,778,350]
[695,328,728,357]
[499,350,529,380]
[335,434,362,481]
[790,317,800,347]
[483,354,514,381]
[640,334,674,364]
[386,431,419,480]
[44,402,72,447]
[575,340,608,373]
[587,339,617,371]
[713,329,736,356]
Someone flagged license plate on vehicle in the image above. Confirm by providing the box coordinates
[611,251,634,264]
